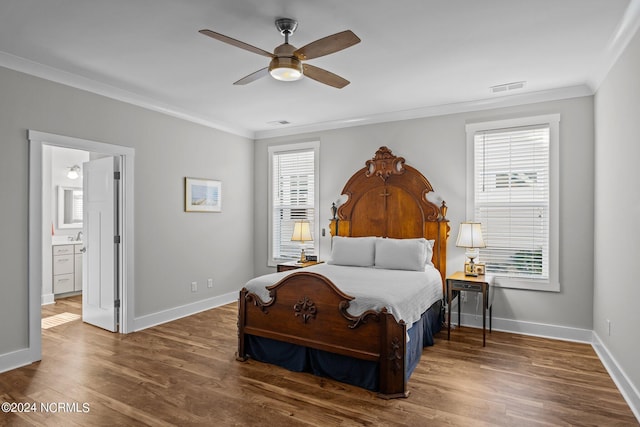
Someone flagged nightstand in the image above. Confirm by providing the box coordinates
[276,260,323,272]
[446,271,492,346]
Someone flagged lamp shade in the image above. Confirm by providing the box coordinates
[455,222,486,248]
[291,221,313,242]
[67,165,81,180]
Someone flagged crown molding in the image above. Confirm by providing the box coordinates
[0,49,594,142]
[0,51,254,139]
[254,85,593,140]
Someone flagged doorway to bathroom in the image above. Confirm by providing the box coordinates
[43,145,89,305]
[27,130,135,365]
[43,146,123,332]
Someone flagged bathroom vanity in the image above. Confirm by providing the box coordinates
[52,242,83,295]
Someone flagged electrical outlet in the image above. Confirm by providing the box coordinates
[191,281,197,293]
[607,319,611,336]
[207,278,213,288]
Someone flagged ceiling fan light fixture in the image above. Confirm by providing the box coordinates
[269,57,303,81]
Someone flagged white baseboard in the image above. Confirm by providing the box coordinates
[452,312,593,342]
[0,348,37,374]
[592,332,640,422]
[132,291,238,332]
[41,293,54,305]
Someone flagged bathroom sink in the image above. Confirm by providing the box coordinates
[51,236,83,245]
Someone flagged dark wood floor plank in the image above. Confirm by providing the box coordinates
[0,296,635,426]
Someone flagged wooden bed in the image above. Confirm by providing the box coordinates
[237,147,449,398]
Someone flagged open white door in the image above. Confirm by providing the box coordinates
[82,156,119,332]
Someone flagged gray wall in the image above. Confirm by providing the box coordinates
[254,96,595,330]
[0,66,254,356]
[594,26,640,393]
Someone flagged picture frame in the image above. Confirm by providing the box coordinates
[185,178,222,212]
[465,262,485,275]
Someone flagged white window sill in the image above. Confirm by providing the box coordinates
[491,276,560,292]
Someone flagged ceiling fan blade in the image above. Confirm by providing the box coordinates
[294,30,361,60]
[199,29,275,58]
[233,67,270,85]
[303,64,350,89]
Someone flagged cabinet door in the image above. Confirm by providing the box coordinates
[53,244,74,256]
[54,273,74,294]
[53,254,74,275]
[75,253,83,291]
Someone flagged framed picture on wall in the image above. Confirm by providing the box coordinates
[185,178,222,212]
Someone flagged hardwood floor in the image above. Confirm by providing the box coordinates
[0,296,636,426]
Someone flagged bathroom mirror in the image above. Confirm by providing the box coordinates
[57,186,83,229]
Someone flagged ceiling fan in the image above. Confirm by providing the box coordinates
[199,18,360,89]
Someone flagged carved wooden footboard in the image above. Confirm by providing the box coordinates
[237,271,409,398]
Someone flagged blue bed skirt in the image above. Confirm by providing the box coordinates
[244,299,443,392]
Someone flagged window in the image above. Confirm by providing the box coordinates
[268,142,319,265]
[466,115,559,291]
[71,190,83,223]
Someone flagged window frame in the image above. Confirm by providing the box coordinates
[465,114,560,292]
[267,141,320,267]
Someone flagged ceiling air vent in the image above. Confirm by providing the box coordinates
[490,81,526,94]
[267,120,291,126]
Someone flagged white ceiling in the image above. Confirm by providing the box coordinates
[0,0,637,139]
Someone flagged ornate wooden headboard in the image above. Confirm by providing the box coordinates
[329,147,450,285]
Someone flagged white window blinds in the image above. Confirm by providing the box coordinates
[271,148,316,260]
[72,191,83,223]
[473,124,550,280]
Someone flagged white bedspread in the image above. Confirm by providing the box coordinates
[244,263,443,327]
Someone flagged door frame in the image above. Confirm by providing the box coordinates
[28,130,135,363]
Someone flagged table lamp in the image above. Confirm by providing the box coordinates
[456,222,486,276]
[291,220,313,263]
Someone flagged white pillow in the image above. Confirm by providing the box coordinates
[374,238,433,271]
[327,236,376,267]
[401,238,435,265]
[423,239,435,267]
